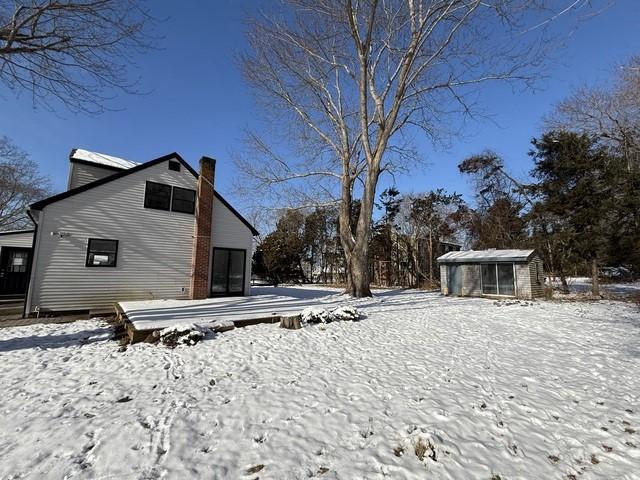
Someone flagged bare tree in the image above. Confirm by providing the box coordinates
[0,136,51,230]
[0,0,153,113]
[546,56,640,172]
[239,0,597,297]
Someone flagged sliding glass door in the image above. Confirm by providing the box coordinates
[481,263,515,296]
[497,264,515,296]
[211,248,246,295]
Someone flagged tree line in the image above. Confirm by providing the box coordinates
[253,188,465,288]
[238,0,596,297]
[255,56,640,295]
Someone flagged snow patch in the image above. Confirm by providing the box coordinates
[71,148,139,170]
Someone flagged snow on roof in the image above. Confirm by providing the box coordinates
[437,249,536,263]
[71,148,139,170]
[0,229,34,235]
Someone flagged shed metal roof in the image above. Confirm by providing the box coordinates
[437,249,536,263]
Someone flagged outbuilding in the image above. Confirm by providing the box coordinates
[437,249,544,299]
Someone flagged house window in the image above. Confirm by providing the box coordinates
[171,186,196,214]
[168,160,181,172]
[144,181,172,211]
[86,239,118,267]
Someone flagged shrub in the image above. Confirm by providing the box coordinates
[331,305,362,321]
[301,307,332,324]
[300,305,363,325]
[159,324,204,347]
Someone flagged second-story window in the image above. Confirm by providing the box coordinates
[144,181,171,211]
[172,186,196,214]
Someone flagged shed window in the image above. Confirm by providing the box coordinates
[86,239,118,267]
[144,181,171,211]
[168,160,181,172]
[171,186,196,214]
[481,263,515,296]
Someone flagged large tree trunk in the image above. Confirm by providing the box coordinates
[349,244,372,297]
[338,164,378,297]
[591,258,600,297]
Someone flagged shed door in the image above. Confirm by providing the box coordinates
[448,265,462,295]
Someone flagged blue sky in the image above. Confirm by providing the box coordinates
[1,0,638,215]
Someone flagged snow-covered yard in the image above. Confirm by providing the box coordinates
[0,288,638,479]
[551,277,640,300]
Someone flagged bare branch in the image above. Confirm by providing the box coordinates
[0,0,156,113]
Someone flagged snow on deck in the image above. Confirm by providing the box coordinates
[0,289,639,478]
[119,285,351,330]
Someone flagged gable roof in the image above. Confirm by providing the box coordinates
[30,151,259,236]
[437,249,536,263]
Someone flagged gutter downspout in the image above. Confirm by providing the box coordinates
[23,209,42,318]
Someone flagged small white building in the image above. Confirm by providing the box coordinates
[22,148,258,315]
[437,249,544,299]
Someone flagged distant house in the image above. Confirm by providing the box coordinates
[0,229,35,297]
[21,148,258,316]
[437,249,544,299]
[438,240,462,256]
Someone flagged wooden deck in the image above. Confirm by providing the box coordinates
[116,301,301,344]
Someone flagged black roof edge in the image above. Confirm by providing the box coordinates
[214,191,260,236]
[0,228,35,236]
[30,152,191,210]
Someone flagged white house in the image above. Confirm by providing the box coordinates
[21,148,258,315]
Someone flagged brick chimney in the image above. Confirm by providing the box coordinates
[190,156,216,299]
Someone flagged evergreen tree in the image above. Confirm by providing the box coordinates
[529,131,620,295]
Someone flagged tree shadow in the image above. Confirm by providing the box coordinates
[0,326,111,353]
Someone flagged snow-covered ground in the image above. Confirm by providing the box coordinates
[0,287,639,479]
[551,277,640,299]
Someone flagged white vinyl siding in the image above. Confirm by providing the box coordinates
[27,159,197,313]
[67,162,118,189]
[211,196,254,295]
[0,231,34,250]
